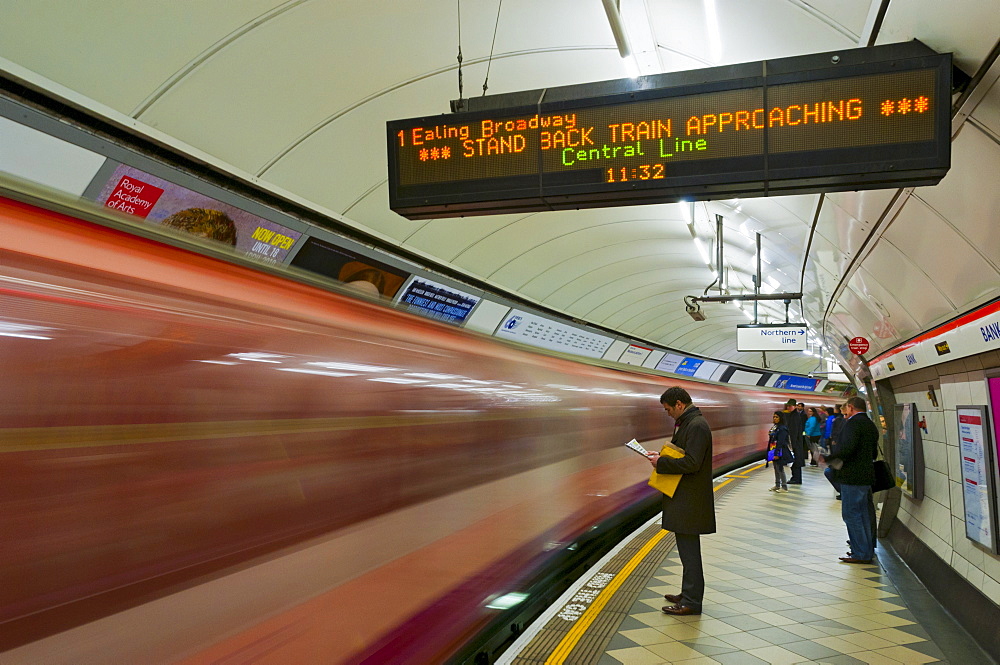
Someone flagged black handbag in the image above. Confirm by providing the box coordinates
[872,458,894,492]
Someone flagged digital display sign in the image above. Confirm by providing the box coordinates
[388,42,950,219]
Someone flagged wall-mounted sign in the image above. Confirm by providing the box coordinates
[736,324,807,351]
[393,276,480,324]
[849,336,870,355]
[956,405,998,553]
[387,42,950,219]
[495,310,613,358]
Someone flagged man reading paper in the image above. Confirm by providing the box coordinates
[647,387,715,616]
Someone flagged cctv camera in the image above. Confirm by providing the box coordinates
[686,304,707,321]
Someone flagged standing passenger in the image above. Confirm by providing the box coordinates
[648,387,715,616]
[767,411,791,492]
[804,407,823,466]
[784,400,806,484]
[824,397,879,563]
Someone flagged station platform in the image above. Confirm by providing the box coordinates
[500,463,993,665]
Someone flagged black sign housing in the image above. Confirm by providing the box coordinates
[387,41,951,219]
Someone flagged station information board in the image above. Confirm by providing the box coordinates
[387,42,950,219]
[737,324,808,351]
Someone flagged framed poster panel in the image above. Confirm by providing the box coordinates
[893,403,924,499]
[956,405,999,553]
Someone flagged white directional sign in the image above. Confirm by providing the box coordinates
[736,324,808,352]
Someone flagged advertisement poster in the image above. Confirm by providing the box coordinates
[957,406,998,552]
[655,353,685,374]
[894,403,925,499]
[93,165,302,265]
[619,344,652,366]
[290,237,409,299]
[773,375,821,391]
[394,276,480,324]
[674,357,704,377]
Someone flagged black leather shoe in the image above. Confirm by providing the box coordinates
[839,556,873,564]
[663,593,682,604]
[662,604,701,615]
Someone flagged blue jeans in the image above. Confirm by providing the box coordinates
[841,484,874,560]
[824,466,841,494]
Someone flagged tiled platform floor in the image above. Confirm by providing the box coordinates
[598,465,992,665]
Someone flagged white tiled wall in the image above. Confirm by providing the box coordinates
[885,353,1000,606]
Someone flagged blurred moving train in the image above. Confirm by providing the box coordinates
[0,188,803,663]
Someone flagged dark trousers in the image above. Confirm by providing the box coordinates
[789,438,805,483]
[675,532,704,610]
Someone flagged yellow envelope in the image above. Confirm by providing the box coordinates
[648,442,684,497]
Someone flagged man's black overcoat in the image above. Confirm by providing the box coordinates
[655,405,716,535]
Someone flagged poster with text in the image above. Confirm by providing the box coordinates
[93,165,301,265]
[394,276,480,324]
[957,405,998,553]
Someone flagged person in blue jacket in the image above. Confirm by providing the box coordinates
[767,411,791,492]
[804,407,824,465]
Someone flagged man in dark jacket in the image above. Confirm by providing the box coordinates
[824,396,879,563]
[785,399,807,484]
[647,386,715,616]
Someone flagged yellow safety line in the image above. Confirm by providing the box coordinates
[544,529,668,665]
[544,465,759,664]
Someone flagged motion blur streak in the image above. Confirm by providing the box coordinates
[0,195,795,663]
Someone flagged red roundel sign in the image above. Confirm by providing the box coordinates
[848,337,870,355]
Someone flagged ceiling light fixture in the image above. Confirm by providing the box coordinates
[601,0,639,78]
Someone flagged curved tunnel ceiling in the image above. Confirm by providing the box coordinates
[2,0,999,377]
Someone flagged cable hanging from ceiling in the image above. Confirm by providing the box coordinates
[456,0,464,109]
[482,0,503,95]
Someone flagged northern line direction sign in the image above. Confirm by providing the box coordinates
[737,324,808,352]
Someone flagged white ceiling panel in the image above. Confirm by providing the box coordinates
[405,213,536,263]
[536,246,683,308]
[330,182,426,246]
[521,244,685,303]
[830,286,888,351]
[883,197,998,308]
[648,0,855,69]
[588,284,680,325]
[916,126,1000,267]
[0,1,280,114]
[825,189,899,227]
[488,217,685,288]
[447,207,663,278]
[877,0,1000,73]
[853,248,948,337]
[970,76,1000,139]
[814,193,876,264]
[799,0,872,39]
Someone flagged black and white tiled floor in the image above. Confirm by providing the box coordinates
[598,465,991,665]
